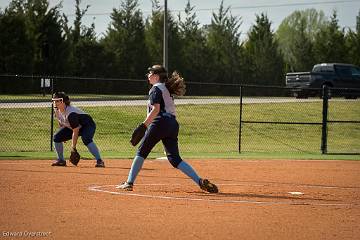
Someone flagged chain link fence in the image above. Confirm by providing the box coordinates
[326,87,360,154]
[0,75,240,156]
[1,75,359,155]
[239,85,360,154]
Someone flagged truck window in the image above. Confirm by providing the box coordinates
[335,66,352,77]
[313,65,333,72]
[351,67,360,76]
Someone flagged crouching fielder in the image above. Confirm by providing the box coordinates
[51,92,105,168]
[117,65,218,193]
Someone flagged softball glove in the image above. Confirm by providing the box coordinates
[130,123,147,146]
[69,148,80,166]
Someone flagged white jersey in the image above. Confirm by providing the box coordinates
[55,105,86,129]
[148,82,176,116]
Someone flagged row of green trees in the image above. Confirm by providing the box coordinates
[0,0,359,86]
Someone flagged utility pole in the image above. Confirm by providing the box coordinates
[163,0,168,70]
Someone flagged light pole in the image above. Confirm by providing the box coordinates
[163,0,168,70]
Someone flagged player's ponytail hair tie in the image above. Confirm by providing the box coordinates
[52,92,71,105]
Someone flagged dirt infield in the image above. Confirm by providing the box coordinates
[0,159,359,240]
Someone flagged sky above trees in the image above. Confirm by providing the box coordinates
[1,0,358,38]
[43,0,360,38]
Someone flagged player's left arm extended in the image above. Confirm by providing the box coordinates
[143,104,160,127]
[71,127,80,149]
[69,128,81,166]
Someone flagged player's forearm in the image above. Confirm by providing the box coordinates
[71,127,80,149]
[144,105,159,127]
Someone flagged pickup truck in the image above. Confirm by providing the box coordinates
[285,63,360,98]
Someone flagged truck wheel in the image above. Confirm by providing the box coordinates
[294,92,308,99]
[345,95,357,99]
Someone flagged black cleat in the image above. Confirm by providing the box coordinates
[199,178,218,193]
[51,160,66,167]
[116,182,133,191]
[95,160,105,168]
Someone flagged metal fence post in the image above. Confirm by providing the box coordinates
[50,78,54,151]
[321,85,329,154]
[239,85,243,153]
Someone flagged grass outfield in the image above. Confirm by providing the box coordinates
[0,100,359,159]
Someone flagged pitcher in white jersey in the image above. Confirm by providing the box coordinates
[117,65,218,193]
[51,92,105,168]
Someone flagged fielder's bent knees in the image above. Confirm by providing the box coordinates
[53,134,62,143]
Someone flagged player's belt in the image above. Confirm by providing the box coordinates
[160,112,176,118]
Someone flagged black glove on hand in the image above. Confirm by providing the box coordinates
[130,123,147,146]
[69,148,80,166]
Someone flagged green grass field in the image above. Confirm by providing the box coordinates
[0,99,359,160]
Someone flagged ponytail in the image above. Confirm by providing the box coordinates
[165,71,186,96]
